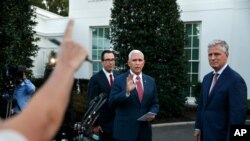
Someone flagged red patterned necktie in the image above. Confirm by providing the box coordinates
[109,74,113,86]
[136,76,144,102]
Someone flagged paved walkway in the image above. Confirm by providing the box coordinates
[152,120,250,141]
[152,121,194,141]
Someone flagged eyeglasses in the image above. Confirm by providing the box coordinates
[103,58,115,62]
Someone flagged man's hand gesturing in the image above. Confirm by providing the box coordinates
[126,74,136,95]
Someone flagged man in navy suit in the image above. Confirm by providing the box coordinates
[109,49,159,141]
[194,40,248,141]
[87,50,119,141]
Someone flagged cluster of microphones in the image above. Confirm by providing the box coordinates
[73,93,107,141]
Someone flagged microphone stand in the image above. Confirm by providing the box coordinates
[74,93,107,141]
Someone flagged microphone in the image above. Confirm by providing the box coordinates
[98,93,107,99]
[82,93,107,124]
[81,92,108,138]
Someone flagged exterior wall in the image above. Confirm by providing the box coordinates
[33,0,250,99]
[33,17,67,78]
[68,0,113,78]
[179,0,250,99]
[33,7,67,78]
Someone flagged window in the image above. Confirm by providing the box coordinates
[91,27,112,74]
[184,23,201,97]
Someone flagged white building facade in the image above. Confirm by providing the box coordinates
[33,0,250,100]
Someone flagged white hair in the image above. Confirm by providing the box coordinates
[128,50,144,60]
[208,39,229,54]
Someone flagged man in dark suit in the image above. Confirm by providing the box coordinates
[109,49,159,141]
[87,50,118,141]
[194,40,248,141]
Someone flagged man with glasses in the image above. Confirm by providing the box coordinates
[87,50,119,141]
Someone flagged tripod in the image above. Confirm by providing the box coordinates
[5,93,14,118]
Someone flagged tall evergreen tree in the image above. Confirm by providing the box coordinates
[30,0,47,10]
[0,0,39,91]
[110,0,188,118]
[31,0,69,16]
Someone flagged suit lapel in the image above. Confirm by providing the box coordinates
[100,69,119,89]
[141,74,147,103]
[206,66,230,105]
[132,72,141,103]
[125,72,149,104]
[113,70,119,78]
[128,72,144,104]
[204,73,213,106]
[100,70,110,89]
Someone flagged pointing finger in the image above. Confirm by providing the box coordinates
[64,19,74,39]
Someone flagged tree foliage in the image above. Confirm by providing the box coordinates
[31,0,69,16]
[110,0,188,118]
[0,0,39,92]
